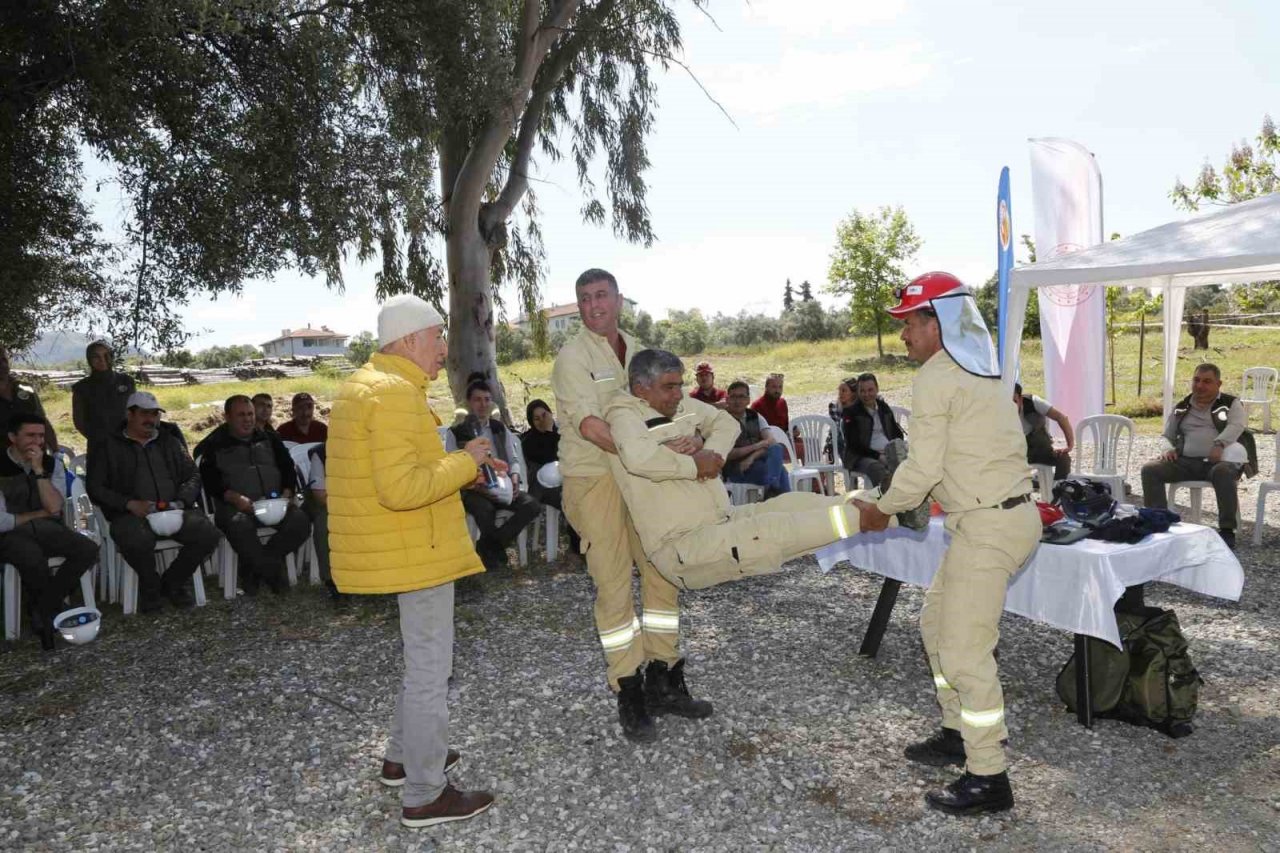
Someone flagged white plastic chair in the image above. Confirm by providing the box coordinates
[4,557,98,641]
[1031,464,1057,500]
[1241,366,1278,433]
[112,526,209,615]
[790,415,840,495]
[1073,415,1135,499]
[1166,480,1214,525]
[765,425,823,494]
[725,482,765,505]
[197,480,298,599]
[891,406,911,433]
[1251,431,1280,544]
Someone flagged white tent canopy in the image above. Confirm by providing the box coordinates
[1001,192,1280,419]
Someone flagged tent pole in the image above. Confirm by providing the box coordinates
[1137,313,1146,397]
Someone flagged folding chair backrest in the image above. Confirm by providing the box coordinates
[1075,414,1134,477]
[1242,366,1279,401]
[790,415,832,466]
[765,425,799,465]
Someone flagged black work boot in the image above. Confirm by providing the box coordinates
[904,727,966,767]
[616,670,657,743]
[924,770,1014,816]
[644,658,714,719]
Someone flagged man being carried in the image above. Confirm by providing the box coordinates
[1140,363,1249,549]
[724,381,790,497]
[606,349,908,594]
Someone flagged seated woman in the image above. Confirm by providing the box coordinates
[839,373,906,489]
[519,399,582,559]
[827,377,857,465]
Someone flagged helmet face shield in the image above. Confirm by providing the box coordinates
[932,293,999,378]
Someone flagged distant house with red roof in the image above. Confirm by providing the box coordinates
[261,324,349,358]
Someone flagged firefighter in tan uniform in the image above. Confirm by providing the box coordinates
[855,272,1041,817]
[552,269,709,743]
[605,349,891,591]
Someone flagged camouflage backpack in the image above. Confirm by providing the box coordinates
[1056,606,1203,738]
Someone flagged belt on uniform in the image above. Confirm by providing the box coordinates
[998,493,1033,510]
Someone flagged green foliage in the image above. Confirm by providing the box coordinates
[780,300,835,342]
[193,345,262,369]
[782,279,794,312]
[708,311,782,348]
[799,280,814,302]
[655,309,709,356]
[827,206,922,357]
[347,331,377,367]
[496,324,531,365]
[1172,115,1280,210]
[161,349,195,369]
[619,306,659,348]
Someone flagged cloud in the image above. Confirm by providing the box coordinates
[743,0,910,36]
[699,43,933,118]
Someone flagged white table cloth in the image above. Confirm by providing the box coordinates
[816,517,1244,648]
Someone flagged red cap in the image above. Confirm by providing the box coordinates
[695,361,713,375]
[887,271,968,317]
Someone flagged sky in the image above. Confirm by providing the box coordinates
[89,0,1280,350]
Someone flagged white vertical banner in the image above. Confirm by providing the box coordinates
[1028,138,1106,434]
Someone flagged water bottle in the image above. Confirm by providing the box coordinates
[480,463,499,489]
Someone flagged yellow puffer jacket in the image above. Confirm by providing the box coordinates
[327,352,483,593]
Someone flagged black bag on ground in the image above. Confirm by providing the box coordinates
[1056,606,1203,738]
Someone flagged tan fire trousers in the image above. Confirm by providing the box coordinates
[563,473,680,691]
[921,501,1041,775]
[651,492,865,591]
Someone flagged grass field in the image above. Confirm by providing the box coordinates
[39,326,1279,455]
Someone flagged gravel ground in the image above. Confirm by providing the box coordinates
[1,403,1277,851]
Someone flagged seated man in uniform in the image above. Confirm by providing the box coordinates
[1012,383,1073,480]
[198,395,311,594]
[604,349,914,593]
[0,413,99,649]
[724,380,791,497]
[1140,363,1249,549]
[87,392,221,612]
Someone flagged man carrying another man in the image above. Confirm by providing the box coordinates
[1140,363,1249,549]
[87,392,221,611]
[72,340,137,448]
[724,381,791,497]
[198,395,310,595]
[0,413,99,649]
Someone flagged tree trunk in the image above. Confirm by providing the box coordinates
[875,318,884,359]
[445,225,506,418]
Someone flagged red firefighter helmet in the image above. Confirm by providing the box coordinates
[887,271,969,317]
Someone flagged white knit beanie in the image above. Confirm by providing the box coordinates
[378,294,444,347]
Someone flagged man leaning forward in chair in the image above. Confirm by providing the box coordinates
[606,350,906,595]
[87,392,221,612]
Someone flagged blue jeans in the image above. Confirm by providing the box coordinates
[727,444,791,493]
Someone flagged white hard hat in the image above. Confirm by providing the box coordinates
[536,462,563,489]
[147,508,184,537]
[54,607,102,645]
[253,497,290,526]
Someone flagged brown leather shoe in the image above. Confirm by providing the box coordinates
[401,784,494,828]
[380,750,460,787]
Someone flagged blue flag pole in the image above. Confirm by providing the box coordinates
[996,167,1014,363]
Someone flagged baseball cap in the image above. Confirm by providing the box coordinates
[695,361,713,376]
[126,391,165,412]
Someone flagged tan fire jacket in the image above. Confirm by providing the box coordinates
[604,393,742,556]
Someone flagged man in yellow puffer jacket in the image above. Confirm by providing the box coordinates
[327,294,501,829]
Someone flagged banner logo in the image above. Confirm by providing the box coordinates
[998,199,1011,251]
